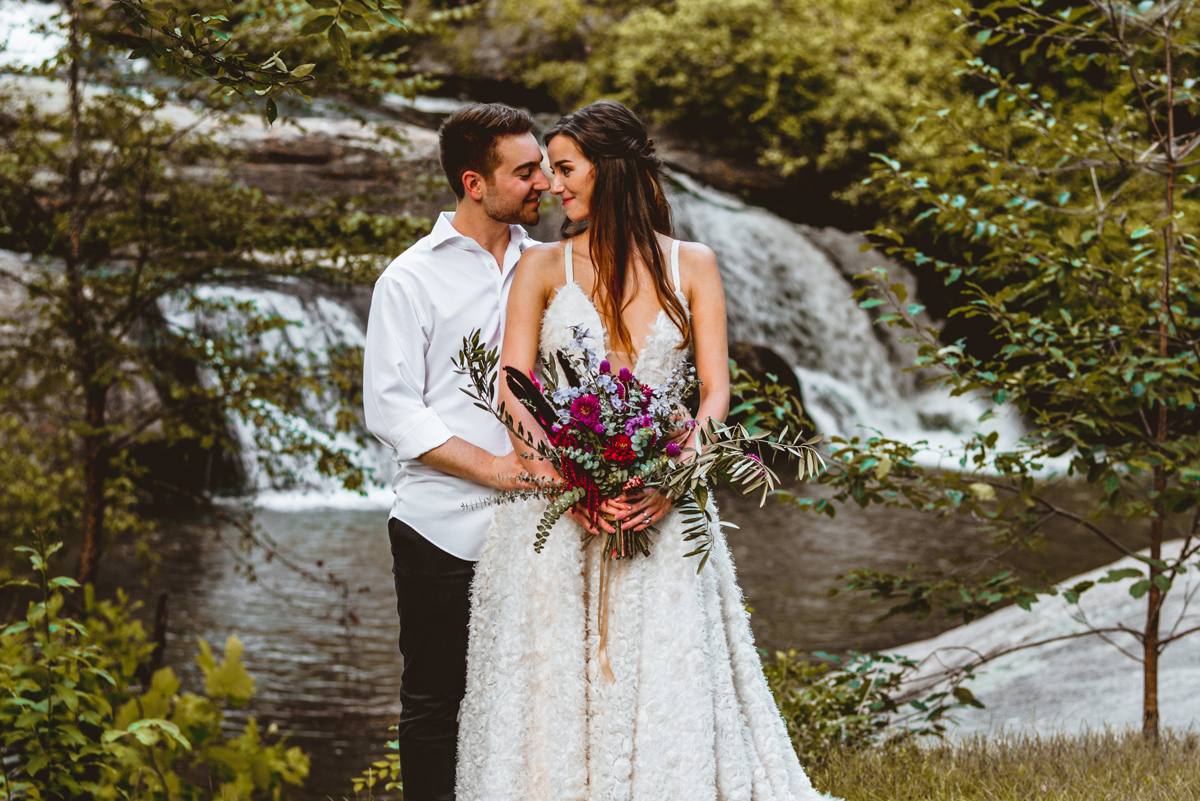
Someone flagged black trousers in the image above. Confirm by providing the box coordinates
[389,518,476,801]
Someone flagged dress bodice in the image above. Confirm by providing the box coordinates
[538,239,691,387]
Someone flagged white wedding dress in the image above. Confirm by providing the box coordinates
[457,240,837,801]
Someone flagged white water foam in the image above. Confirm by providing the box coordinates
[160,284,395,510]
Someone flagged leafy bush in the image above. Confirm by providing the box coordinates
[494,0,967,205]
[0,536,308,800]
[762,648,982,765]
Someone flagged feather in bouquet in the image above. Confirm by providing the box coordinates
[454,326,824,572]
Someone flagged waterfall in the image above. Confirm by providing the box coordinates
[155,173,1029,508]
[159,284,396,510]
[667,173,1027,457]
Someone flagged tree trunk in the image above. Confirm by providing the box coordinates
[59,0,109,599]
[75,384,108,592]
[1144,509,1162,742]
[1143,15,1177,744]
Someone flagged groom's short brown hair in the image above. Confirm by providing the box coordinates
[438,103,537,199]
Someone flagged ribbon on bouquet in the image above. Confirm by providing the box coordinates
[597,551,616,684]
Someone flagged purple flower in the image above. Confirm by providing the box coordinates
[593,423,606,433]
[599,359,611,374]
[618,367,633,382]
[551,424,562,433]
[570,394,602,427]
[665,442,681,458]
[624,414,653,437]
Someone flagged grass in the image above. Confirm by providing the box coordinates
[808,728,1200,801]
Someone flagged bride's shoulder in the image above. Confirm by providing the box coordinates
[672,239,720,282]
[513,242,567,285]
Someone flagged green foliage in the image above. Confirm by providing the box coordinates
[489,0,967,203]
[0,536,309,799]
[760,1,1200,734]
[762,648,982,766]
[350,727,402,797]
[0,5,437,575]
[727,359,813,439]
[100,0,442,118]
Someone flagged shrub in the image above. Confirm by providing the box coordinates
[762,648,982,766]
[0,535,309,799]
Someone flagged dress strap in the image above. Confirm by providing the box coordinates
[669,239,683,299]
[564,239,574,284]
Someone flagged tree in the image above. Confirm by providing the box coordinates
[456,0,969,217]
[782,0,1200,742]
[0,0,432,586]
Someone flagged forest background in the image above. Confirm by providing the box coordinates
[1,0,1199,799]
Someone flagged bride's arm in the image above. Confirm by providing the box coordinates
[683,243,731,446]
[499,247,559,481]
[620,242,729,532]
[501,245,616,536]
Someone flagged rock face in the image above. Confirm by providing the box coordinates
[891,541,1200,734]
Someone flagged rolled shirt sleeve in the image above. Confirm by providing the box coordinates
[363,273,453,462]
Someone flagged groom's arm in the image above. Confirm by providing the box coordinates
[363,272,526,491]
[418,437,527,491]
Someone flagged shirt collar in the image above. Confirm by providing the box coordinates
[429,211,533,253]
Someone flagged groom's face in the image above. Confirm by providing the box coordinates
[481,133,550,227]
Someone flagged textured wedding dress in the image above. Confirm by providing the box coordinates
[457,240,837,801]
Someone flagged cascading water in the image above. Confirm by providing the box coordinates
[667,173,1026,455]
[158,172,1027,509]
[159,284,396,510]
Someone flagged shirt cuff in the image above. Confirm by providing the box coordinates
[391,408,454,461]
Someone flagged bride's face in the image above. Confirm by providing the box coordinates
[547,135,595,222]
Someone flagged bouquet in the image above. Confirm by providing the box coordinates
[455,326,824,572]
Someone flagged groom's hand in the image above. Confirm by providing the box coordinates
[487,450,537,491]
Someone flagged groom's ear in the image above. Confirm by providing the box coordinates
[461,169,487,202]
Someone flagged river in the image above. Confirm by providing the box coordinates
[106,477,1152,801]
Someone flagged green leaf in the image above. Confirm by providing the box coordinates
[976,29,991,44]
[290,63,316,78]
[1099,568,1142,583]
[859,298,885,309]
[1129,580,1151,599]
[200,635,256,706]
[329,23,351,63]
[1130,227,1153,239]
[266,98,278,124]
[299,14,334,36]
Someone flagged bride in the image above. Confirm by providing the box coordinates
[457,100,837,801]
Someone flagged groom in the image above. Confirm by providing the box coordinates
[363,103,550,801]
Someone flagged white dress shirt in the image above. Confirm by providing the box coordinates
[364,212,536,560]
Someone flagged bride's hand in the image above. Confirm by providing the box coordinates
[614,487,673,532]
[567,501,619,537]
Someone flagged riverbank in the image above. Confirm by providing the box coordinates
[809,728,1200,801]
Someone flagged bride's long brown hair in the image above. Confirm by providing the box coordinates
[544,101,691,352]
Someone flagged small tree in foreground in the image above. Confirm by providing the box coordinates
[782,0,1200,742]
[0,1,433,585]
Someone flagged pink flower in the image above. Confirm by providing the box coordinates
[619,367,633,382]
[570,394,602,427]
[593,423,605,433]
[599,359,611,374]
[665,442,681,458]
